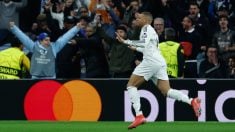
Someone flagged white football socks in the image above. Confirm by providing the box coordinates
[167,89,192,105]
[127,86,143,116]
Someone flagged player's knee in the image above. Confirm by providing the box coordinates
[160,90,168,96]
[157,85,169,96]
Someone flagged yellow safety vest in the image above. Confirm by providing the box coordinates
[0,48,24,79]
[159,41,180,78]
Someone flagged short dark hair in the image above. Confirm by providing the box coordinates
[78,6,88,13]
[116,25,127,33]
[64,16,75,24]
[78,16,91,23]
[206,44,219,55]
[186,15,196,26]
[219,14,229,21]
[189,2,200,9]
[164,28,176,40]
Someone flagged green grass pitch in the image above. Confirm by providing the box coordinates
[0,121,234,132]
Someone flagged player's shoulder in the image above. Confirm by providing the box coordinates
[142,25,155,32]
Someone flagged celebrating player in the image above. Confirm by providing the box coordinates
[116,12,201,129]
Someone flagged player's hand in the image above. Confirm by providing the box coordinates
[115,32,125,43]
[128,45,137,51]
[9,22,15,28]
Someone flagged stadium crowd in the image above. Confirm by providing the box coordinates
[0,0,235,79]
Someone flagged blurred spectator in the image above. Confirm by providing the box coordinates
[127,19,141,40]
[98,25,135,78]
[178,15,202,60]
[126,19,142,67]
[211,15,235,61]
[10,21,82,79]
[105,0,121,18]
[178,15,202,78]
[74,0,90,9]
[122,0,140,25]
[90,0,121,39]
[63,0,78,18]
[208,1,235,31]
[78,16,91,30]
[0,36,30,79]
[28,13,60,41]
[161,0,190,31]
[56,16,81,78]
[195,0,210,16]
[159,28,185,78]
[188,2,211,52]
[155,0,181,30]
[208,0,233,19]
[73,6,90,20]
[74,23,109,78]
[0,0,27,29]
[88,0,111,24]
[198,45,228,78]
[227,56,235,78]
[0,0,28,41]
[153,17,165,43]
[49,0,65,29]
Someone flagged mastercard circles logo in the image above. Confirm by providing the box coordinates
[24,80,102,121]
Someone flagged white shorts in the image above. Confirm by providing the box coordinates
[133,60,169,85]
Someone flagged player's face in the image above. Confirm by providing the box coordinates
[135,14,145,27]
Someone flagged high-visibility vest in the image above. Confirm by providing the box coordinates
[0,48,24,79]
[159,41,180,78]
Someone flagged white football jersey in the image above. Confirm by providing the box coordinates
[125,24,166,64]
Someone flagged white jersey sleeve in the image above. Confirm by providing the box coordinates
[124,25,158,47]
[136,47,144,53]
[124,24,165,63]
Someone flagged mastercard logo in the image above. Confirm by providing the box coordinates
[24,80,102,121]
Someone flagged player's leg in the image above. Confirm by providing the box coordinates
[127,61,153,129]
[127,61,153,117]
[152,65,201,117]
[127,74,146,129]
[157,79,192,104]
[127,74,145,116]
[156,79,201,117]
